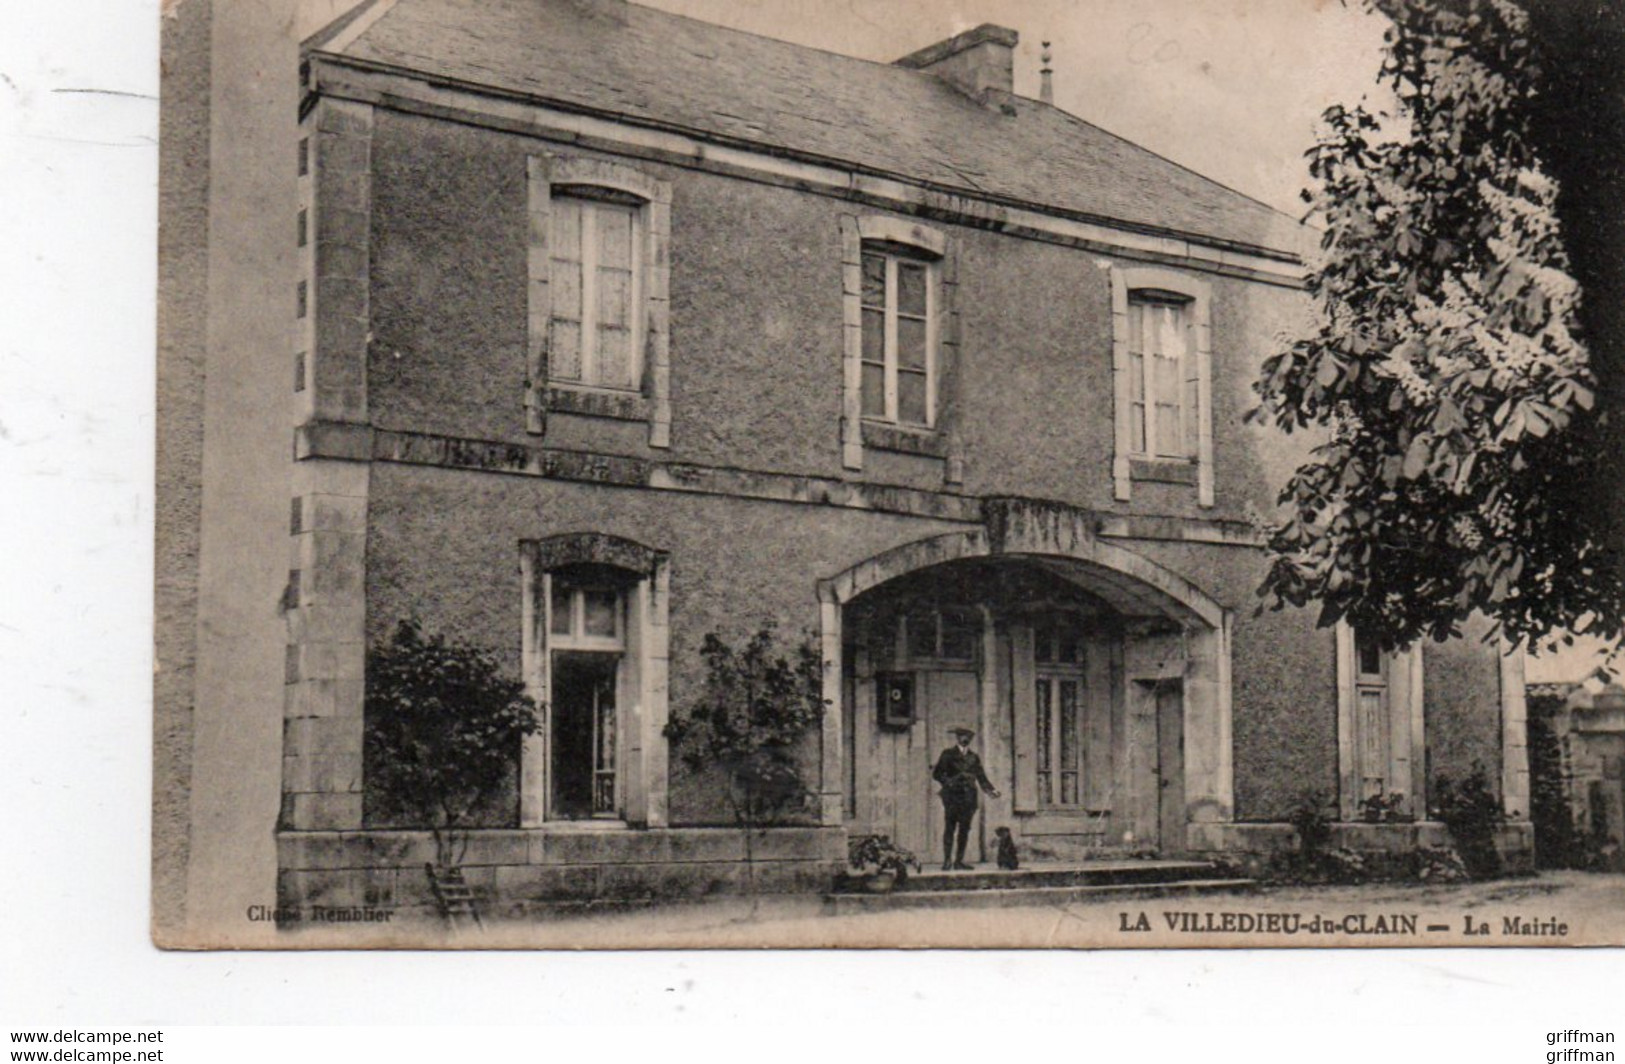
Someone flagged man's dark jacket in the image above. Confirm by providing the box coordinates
[933,745,995,809]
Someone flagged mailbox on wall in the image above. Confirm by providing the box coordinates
[876,672,915,730]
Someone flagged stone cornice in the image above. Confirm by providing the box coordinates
[296,420,1267,548]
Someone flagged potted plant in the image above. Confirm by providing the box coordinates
[1358,791,1408,824]
[844,834,921,893]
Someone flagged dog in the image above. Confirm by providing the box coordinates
[994,826,1019,870]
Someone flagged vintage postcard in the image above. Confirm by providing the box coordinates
[154,0,1625,949]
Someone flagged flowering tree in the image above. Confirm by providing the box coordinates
[1253,0,1624,651]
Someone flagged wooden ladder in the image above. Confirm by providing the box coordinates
[426,863,483,930]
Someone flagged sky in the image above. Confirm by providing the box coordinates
[296,0,1395,216]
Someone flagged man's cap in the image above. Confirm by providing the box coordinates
[950,726,975,738]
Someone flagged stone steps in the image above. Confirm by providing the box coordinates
[893,859,1223,893]
[824,875,1256,915]
[825,858,1255,913]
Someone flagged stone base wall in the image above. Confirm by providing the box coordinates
[1191,819,1536,874]
[277,826,845,918]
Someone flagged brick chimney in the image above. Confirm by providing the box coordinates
[895,23,1018,99]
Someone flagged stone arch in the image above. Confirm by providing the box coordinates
[815,527,1223,631]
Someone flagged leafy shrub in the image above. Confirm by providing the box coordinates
[1433,764,1505,879]
[1416,845,1470,884]
[663,622,827,897]
[1288,791,1335,860]
[363,619,540,866]
[1358,791,1409,824]
[1320,846,1369,884]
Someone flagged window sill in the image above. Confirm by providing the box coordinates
[1129,457,1199,486]
[861,420,947,459]
[547,385,649,423]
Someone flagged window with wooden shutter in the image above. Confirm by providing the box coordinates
[550,194,643,392]
[1110,267,1213,506]
[1336,623,1425,820]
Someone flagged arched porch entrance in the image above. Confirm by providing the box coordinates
[814,503,1233,864]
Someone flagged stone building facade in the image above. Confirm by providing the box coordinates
[260,0,1534,914]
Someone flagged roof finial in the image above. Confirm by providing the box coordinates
[1040,40,1054,105]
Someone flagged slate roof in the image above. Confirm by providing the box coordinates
[309,0,1304,257]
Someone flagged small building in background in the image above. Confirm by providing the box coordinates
[1528,677,1625,871]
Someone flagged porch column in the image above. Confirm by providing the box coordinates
[1182,613,1235,849]
[642,558,672,827]
[818,596,845,826]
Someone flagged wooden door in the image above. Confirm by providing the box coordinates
[1155,682,1185,853]
[910,670,981,864]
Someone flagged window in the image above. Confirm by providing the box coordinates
[1127,294,1192,460]
[839,215,956,474]
[526,156,672,446]
[1336,623,1424,820]
[550,578,625,649]
[1110,267,1213,506]
[546,570,628,820]
[521,535,673,829]
[903,604,977,663]
[860,246,937,427]
[1352,631,1390,802]
[549,192,643,392]
[1033,615,1087,808]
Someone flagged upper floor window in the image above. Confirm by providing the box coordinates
[1127,293,1193,460]
[526,156,672,447]
[839,215,956,475]
[550,191,644,392]
[1110,266,1214,507]
[860,245,938,428]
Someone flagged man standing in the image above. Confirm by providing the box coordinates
[932,726,1000,871]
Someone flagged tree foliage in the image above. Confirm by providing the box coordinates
[363,619,540,864]
[1253,0,1625,650]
